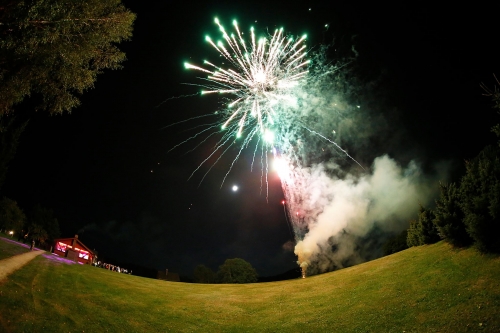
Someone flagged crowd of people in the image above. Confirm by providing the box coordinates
[93,261,132,274]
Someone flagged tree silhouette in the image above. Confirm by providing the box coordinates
[0,0,136,115]
[217,258,258,284]
[0,197,25,235]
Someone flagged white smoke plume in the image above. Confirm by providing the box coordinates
[262,45,449,276]
[288,155,447,276]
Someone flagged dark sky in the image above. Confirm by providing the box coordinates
[2,1,500,278]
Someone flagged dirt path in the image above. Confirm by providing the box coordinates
[0,250,44,281]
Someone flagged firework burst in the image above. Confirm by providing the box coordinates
[184,18,309,153]
[182,18,361,184]
[180,18,365,278]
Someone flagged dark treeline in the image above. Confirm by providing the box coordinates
[385,85,500,255]
[0,200,60,249]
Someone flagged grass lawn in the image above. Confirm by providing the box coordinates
[0,241,499,332]
[0,235,31,260]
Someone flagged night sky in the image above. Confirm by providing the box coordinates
[2,1,500,278]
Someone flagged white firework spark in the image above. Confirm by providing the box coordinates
[184,18,309,149]
[181,18,362,190]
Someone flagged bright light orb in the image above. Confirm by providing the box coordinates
[232,185,239,191]
[273,157,289,180]
[264,129,274,144]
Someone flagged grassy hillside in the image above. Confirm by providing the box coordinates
[0,241,499,332]
[0,235,31,260]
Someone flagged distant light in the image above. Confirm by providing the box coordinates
[281,200,285,205]
[232,185,238,191]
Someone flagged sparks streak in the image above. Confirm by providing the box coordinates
[178,17,364,190]
[301,125,365,170]
[184,18,309,155]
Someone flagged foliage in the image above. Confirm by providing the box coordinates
[407,205,440,247]
[27,204,60,244]
[0,0,136,115]
[433,182,472,247]
[0,116,27,190]
[382,229,408,255]
[460,145,500,253]
[406,219,420,247]
[27,222,48,245]
[217,258,258,284]
[0,196,25,233]
[193,264,216,284]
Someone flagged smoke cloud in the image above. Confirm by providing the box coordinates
[278,46,450,275]
[291,155,447,275]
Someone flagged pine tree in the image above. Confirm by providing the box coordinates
[434,182,472,247]
[406,219,421,247]
[460,145,500,253]
[406,205,440,247]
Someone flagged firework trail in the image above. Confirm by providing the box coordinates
[182,18,367,277]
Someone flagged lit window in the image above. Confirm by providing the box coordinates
[56,242,68,252]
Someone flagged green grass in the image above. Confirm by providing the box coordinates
[0,235,31,260]
[0,241,499,332]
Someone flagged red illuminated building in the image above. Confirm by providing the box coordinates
[52,235,96,265]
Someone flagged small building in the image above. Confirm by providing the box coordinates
[53,235,96,265]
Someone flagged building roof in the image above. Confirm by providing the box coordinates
[54,236,95,255]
